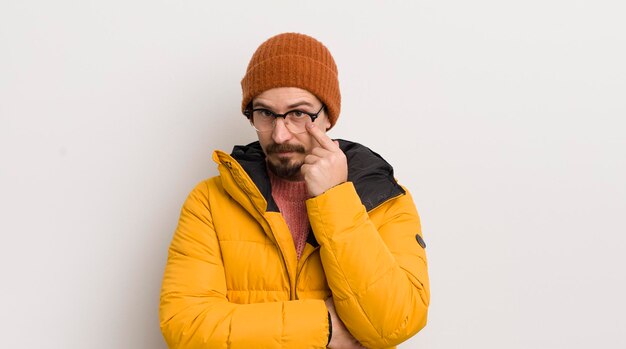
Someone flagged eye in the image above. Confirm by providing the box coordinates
[289,110,307,118]
[261,109,273,117]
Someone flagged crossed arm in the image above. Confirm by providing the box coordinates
[159,179,429,349]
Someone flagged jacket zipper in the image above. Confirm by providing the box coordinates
[226,160,294,299]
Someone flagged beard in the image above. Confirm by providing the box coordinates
[266,143,306,180]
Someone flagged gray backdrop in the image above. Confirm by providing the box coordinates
[1,0,625,348]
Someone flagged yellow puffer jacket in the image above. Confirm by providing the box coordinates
[160,140,429,349]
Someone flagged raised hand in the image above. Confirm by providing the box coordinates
[301,121,348,197]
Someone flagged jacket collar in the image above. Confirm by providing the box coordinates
[215,140,405,213]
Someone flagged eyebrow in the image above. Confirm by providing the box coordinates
[253,100,316,110]
[286,101,315,109]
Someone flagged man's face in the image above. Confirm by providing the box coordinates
[251,87,331,180]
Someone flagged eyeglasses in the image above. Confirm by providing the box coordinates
[244,105,325,133]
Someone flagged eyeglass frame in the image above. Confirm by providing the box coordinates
[243,104,326,133]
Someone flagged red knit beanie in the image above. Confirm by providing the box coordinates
[241,33,341,129]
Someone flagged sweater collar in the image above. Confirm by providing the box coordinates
[268,170,310,202]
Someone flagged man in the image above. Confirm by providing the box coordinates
[159,32,429,349]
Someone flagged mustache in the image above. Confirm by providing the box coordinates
[266,143,305,154]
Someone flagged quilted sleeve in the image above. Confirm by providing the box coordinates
[159,182,330,349]
[306,182,429,349]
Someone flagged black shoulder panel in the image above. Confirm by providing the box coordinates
[337,140,406,211]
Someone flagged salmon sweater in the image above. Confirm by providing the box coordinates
[269,171,310,259]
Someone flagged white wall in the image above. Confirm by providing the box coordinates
[1,1,625,348]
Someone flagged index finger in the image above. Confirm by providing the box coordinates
[306,121,337,151]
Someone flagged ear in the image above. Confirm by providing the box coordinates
[322,115,331,132]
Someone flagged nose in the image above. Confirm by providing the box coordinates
[271,118,293,144]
